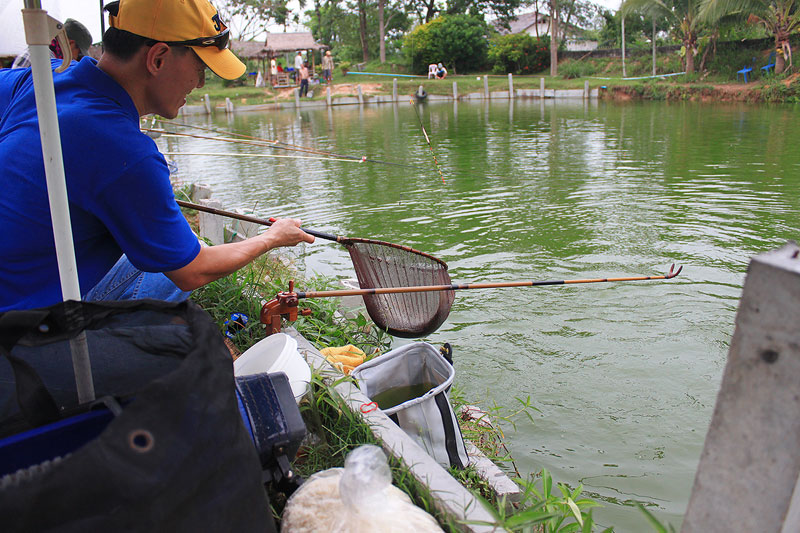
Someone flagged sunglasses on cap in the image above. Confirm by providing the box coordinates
[158,28,230,50]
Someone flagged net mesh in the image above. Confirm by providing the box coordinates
[344,239,454,338]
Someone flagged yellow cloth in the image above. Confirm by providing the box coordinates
[320,345,366,375]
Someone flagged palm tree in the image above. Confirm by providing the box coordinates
[622,0,706,73]
[699,0,800,73]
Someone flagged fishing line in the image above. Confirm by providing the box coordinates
[409,99,446,185]
[153,120,427,170]
[161,151,371,163]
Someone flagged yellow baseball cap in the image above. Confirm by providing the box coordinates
[106,0,245,80]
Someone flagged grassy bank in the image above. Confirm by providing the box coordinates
[187,242,606,531]
[188,52,800,107]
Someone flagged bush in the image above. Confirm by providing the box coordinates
[559,60,591,79]
[488,33,550,75]
[403,14,489,75]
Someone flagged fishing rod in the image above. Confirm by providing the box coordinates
[409,99,446,184]
[153,120,427,171]
[293,264,683,297]
[162,151,371,163]
[261,265,684,337]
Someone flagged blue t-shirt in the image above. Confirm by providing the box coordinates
[0,57,201,311]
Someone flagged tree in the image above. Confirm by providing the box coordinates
[699,0,800,73]
[622,0,706,74]
[404,14,489,74]
[550,0,559,75]
[445,0,524,29]
[378,0,409,62]
[217,0,292,40]
[306,0,410,62]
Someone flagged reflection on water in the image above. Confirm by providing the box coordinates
[160,100,800,531]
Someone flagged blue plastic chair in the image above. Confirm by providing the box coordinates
[737,66,752,83]
[761,51,776,75]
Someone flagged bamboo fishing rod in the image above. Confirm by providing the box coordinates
[292,264,683,298]
[162,151,369,163]
[153,121,427,170]
[410,99,446,184]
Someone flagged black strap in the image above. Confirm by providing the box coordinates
[0,345,60,427]
[434,392,464,469]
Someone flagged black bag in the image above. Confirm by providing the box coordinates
[0,299,275,532]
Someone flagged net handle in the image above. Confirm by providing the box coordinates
[175,200,449,268]
[176,200,338,242]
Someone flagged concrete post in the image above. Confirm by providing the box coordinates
[203,94,212,115]
[483,75,489,99]
[393,78,398,102]
[683,242,800,533]
[197,199,224,245]
[225,208,261,242]
[584,81,589,99]
[357,84,364,105]
[294,88,300,107]
[225,97,234,114]
[508,73,513,98]
[540,77,545,99]
[326,86,332,107]
[189,183,212,202]
[452,81,458,100]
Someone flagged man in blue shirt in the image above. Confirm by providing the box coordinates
[0,0,314,312]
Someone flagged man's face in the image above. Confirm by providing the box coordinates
[152,47,206,119]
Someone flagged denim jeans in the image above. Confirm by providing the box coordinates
[84,254,191,303]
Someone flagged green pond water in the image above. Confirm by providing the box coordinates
[161,99,800,531]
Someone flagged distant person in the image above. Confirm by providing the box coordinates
[321,50,334,83]
[269,58,277,85]
[294,51,303,84]
[435,63,447,79]
[12,18,93,69]
[299,62,310,97]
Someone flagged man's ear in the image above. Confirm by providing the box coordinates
[145,42,171,76]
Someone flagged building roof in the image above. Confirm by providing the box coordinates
[231,40,268,59]
[263,32,328,55]
[504,12,548,35]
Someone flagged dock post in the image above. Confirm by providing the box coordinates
[393,78,398,102]
[452,81,458,100]
[203,94,212,115]
[540,77,545,99]
[357,84,364,105]
[508,73,513,98]
[197,199,225,245]
[225,97,234,114]
[326,86,332,107]
[294,88,300,107]
[584,81,589,99]
[683,242,800,532]
[483,76,489,99]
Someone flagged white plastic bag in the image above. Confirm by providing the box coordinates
[281,445,443,533]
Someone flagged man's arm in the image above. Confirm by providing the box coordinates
[165,217,314,291]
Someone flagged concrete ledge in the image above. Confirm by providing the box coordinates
[287,328,502,533]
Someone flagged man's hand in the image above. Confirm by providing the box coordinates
[165,217,314,291]
[260,217,315,251]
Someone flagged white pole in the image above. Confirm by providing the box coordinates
[23,3,95,403]
[621,16,627,78]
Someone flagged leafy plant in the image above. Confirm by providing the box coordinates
[488,33,550,75]
[468,468,606,532]
[404,14,490,74]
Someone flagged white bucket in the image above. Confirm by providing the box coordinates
[234,333,311,403]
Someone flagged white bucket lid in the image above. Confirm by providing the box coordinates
[234,333,311,402]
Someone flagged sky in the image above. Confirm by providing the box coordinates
[1,0,622,56]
